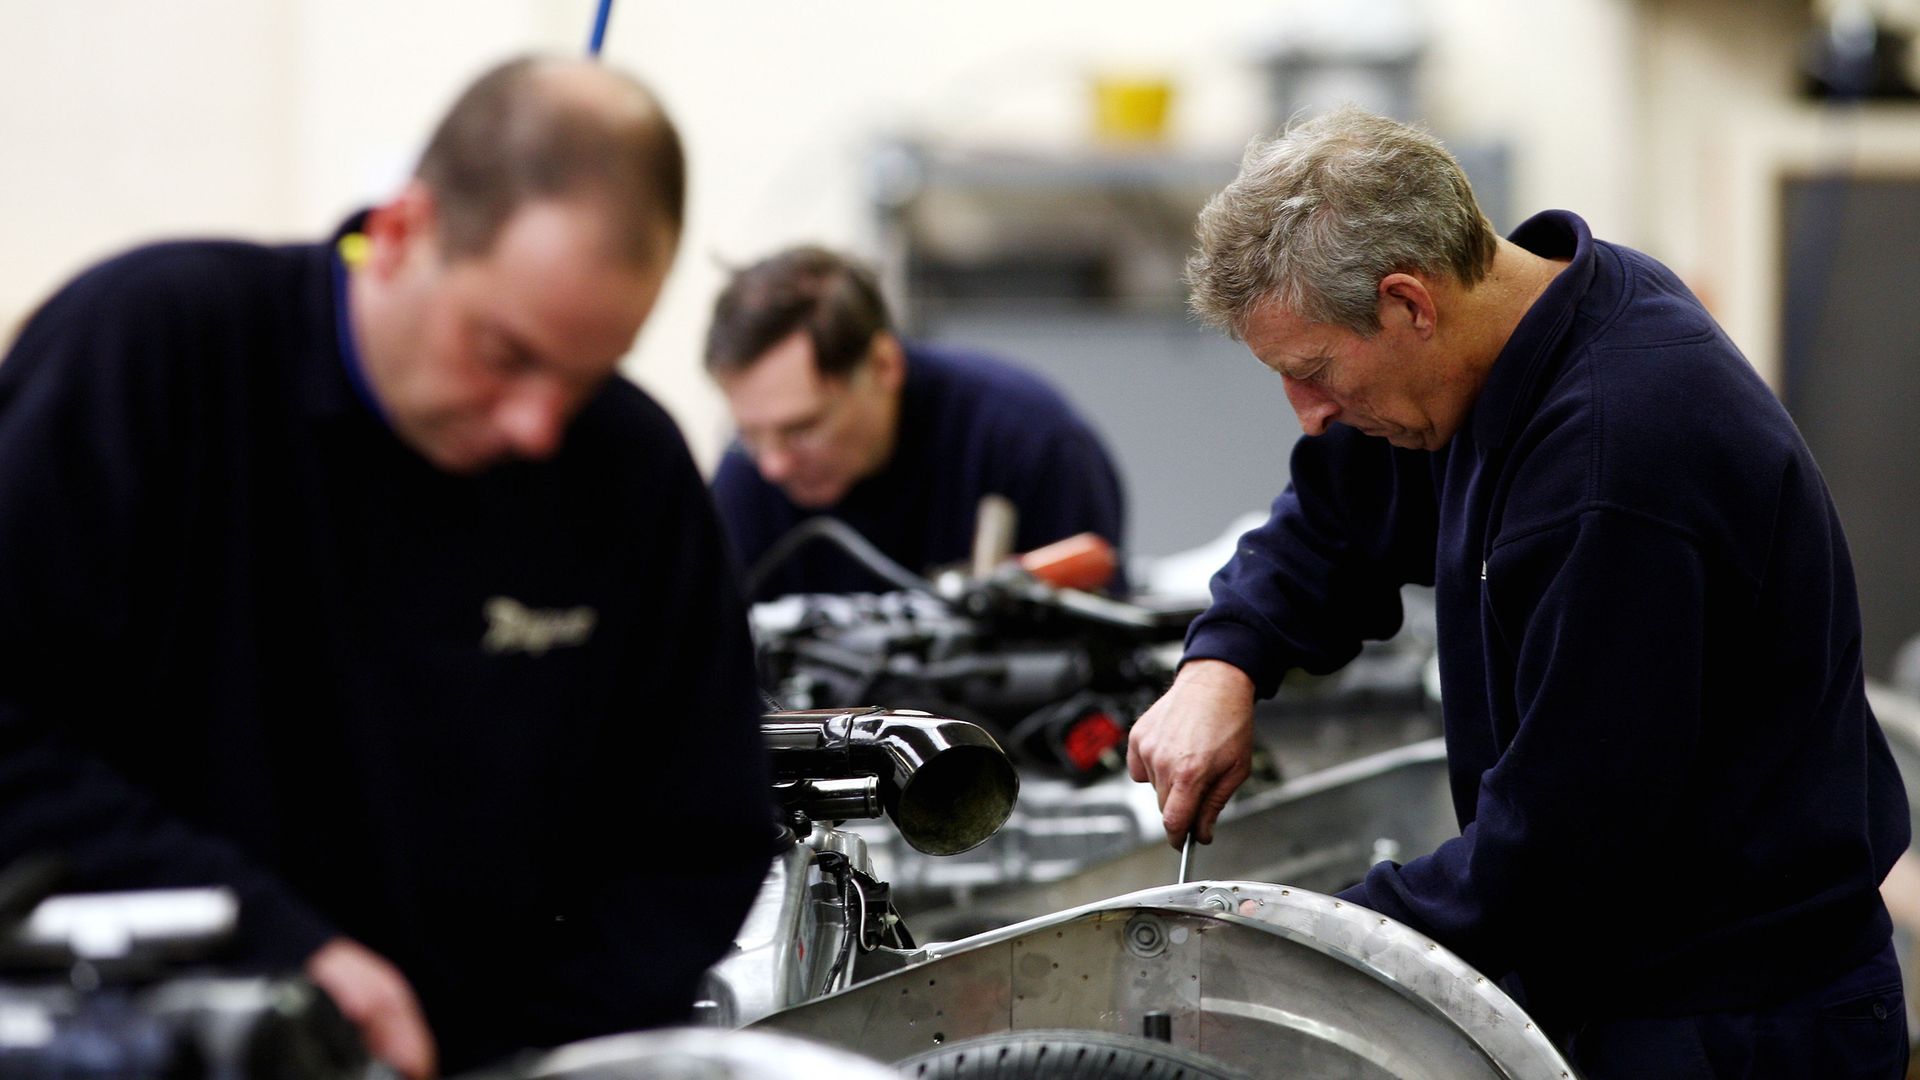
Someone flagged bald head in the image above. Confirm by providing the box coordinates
[415,55,684,268]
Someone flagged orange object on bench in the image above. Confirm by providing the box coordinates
[1019,532,1118,592]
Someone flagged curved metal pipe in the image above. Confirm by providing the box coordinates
[762,709,1019,856]
[772,777,882,823]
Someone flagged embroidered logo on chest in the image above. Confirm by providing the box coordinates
[481,596,598,656]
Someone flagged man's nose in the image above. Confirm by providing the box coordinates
[496,387,568,461]
[756,443,797,483]
[1283,375,1339,437]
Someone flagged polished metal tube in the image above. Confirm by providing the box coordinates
[774,777,882,822]
[761,709,1019,856]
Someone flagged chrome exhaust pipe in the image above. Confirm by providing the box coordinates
[762,708,1019,856]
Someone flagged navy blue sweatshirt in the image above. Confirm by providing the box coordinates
[711,343,1126,600]
[1186,211,1908,1026]
[0,232,773,1071]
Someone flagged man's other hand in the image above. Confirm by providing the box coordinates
[306,936,439,1080]
[1126,658,1257,847]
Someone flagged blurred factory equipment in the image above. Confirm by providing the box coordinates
[0,868,368,1079]
[1254,0,1427,123]
[1802,0,1920,98]
[1776,1,1920,683]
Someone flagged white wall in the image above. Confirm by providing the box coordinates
[1424,0,1639,240]
[0,1,566,321]
[1,0,1674,466]
[1,2,298,320]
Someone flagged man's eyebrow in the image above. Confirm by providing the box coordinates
[1269,351,1328,379]
[492,321,607,389]
[483,319,542,366]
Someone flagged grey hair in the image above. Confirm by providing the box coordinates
[1186,106,1497,338]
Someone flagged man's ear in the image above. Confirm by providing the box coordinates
[867,331,907,394]
[1378,273,1437,339]
[361,180,438,279]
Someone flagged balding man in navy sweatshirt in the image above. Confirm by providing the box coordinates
[0,57,771,1077]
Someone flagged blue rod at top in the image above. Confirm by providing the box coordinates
[587,0,614,56]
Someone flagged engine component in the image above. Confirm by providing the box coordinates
[763,708,1018,856]
[752,583,1185,783]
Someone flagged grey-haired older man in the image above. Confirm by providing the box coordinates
[1127,107,1908,1077]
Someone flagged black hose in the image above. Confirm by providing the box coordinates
[744,517,935,599]
[817,853,858,991]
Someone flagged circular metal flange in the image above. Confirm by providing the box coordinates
[1123,912,1168,959]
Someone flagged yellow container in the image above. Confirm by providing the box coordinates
[1092,75,1175,144]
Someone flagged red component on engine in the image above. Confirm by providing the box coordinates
[1062,710,1127,773]
[1019,532,1117,592]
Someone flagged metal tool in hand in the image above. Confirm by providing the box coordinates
[1177,832,1194,884]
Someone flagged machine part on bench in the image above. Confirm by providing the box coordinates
[763,707,1019,856]
[755,881,1573,1080]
